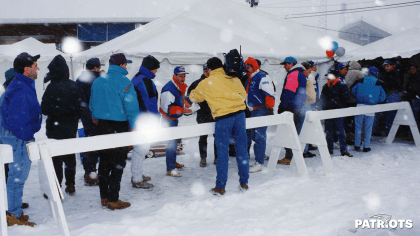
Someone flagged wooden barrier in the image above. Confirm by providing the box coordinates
[24,112,306,236]
[299,101,420,174]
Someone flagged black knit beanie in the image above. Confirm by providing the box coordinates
[141,55,160,71]
[207,57,223,70]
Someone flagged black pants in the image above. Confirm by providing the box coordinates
[197,114,217,159]
[53,154,76,186]
[97,119,128,202]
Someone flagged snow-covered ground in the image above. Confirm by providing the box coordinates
[7,114,420,236]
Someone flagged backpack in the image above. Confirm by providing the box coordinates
[224,49,245,76]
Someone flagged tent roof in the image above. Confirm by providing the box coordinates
[75,0,359,65]
[0,37,70,62]
[1,0,198,24]
[339,27,420,61]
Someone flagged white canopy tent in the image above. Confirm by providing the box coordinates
[73,0,359,94]
[0,37,71,102]
[339,27,420,62]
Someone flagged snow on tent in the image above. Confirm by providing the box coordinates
[0,37,71,102]
[339,27,420,62]
[73,0,359,92]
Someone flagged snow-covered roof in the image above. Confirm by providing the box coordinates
[1,0,199,24]
[74,0,359,65]
[0,37,70,62]
[339,27,420,61]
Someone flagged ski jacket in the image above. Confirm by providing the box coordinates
[132,65,159,115]
[320,78,350,110]
[76,70,100,136]
[345,61,365,89]
[160,78,187,120]
[42,55,88,139]
[187,74,212,117]
[308,71,320,99]
[350,75,387,105]
[89,65,139,129]
[404,72,420,100]
[382,69,402,95]
[189,68,246,119]
[1,73,42,141]
[279,64,307,110]
[245,69,275,110]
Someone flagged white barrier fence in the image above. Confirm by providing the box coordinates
[298,101,420,174]
[0,112,304,236]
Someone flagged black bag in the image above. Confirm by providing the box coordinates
[224,49,245,76]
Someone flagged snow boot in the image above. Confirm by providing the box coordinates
[21,203,29,209]
[166,170,182,177]
[142,175,151,181]
[200,158,207,167]
[107,200,131,210]
[210,187,225,196]
[174,161,184,169]
[6,212,35,227]
[308,144,317,151]
[303,152,316,158]
[101,198,108,207]
[363,147,371,152]
[239,184,249,192]
[341,152,353,157]
[84,171,99,186]
[249,163,262,173]
[132,180,154,189]
[65,184,75,196]
[277,158,291,165]
[18,211,29,222]
[354,146,361,151]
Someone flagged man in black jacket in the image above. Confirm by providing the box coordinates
[320,71,353,157]
[42,55,89,195]
[186,63,216,167]
[76,58,103,186]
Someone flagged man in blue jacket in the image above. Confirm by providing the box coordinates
[351,67,386,152]
[76,58,104,186]
[160,66,192,177]
[2,52,41,226]
[244,57,275,172]
[277,56,307,165]
[90,53,139,210]
[130,55,160,188]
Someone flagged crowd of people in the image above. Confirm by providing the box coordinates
[1,49,419,227]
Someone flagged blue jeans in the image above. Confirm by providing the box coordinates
[163,118,179,171]
[247,107,268,164]
[215,111,249,189]
[325,118,347,154]
[2,127,31,218]
[355,115,374,148]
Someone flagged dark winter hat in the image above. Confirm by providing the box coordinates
[174,66,189,75]
[86,58,104,67]
[207,57,223,70]
[109,53,132,65]
[203,63,208,70]
[142,55,160,71]
[280,56,297,65]
[336,63,347,71]
[301,62,311,70]
[13,52,40,74]
[325,69,338,77]
[44,54,70,83]
[306,60,317,67]
[382,60,394,67]
[4,68,15,87]
[369,66,379,76]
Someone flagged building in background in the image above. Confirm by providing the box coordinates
[339,19,391,46]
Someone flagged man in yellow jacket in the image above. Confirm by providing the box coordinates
[189,57,249,195]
